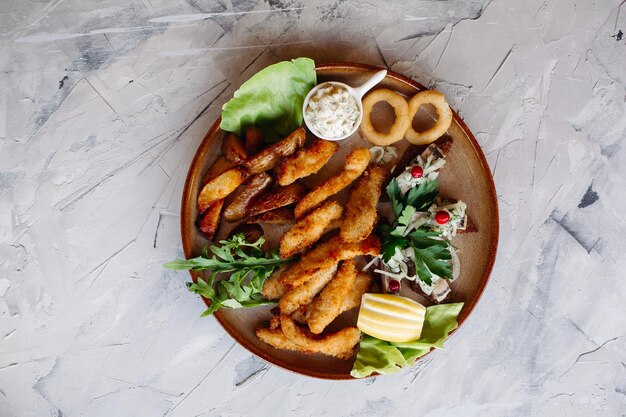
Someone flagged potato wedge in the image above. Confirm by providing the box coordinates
[295,147,371,219]
[247,207,295,225]
[275,139,339,186]
[197,167,247,214]
[223,172,272,222]
[221,133,247,164]
[340,166,385,243]
[306,260,357,334]
[245,128,263,154]
[247,182,308,217]
[203,156,235,185]
[279,201,343,259]
[196,199,224,240]
[244,127,306,174]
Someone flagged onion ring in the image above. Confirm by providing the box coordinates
[405,90,453,145]
[360,89,410,146]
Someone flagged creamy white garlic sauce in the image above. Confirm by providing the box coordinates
[305,83,360,139]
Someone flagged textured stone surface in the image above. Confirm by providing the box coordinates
[1,0,625,416]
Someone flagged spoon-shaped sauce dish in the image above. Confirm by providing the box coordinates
[302,69,387,141]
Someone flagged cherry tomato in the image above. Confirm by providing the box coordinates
[435,211,450,225]
[388,279,400,292]
[410,166,423,178]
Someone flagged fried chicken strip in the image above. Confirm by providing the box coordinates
[261,265,289,300]
[275,139,339,186]
[294,148,371,219]
[278,264,337,314]
[279,201,343,259]
[280,315,361,359]
[291,271,372,324]
[306,260,357,334]
[278,234,380,289]
[340,166,385,243]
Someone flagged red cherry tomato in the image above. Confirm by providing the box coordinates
[388,279,400,292]
[435,211,450,225]
[410,166,423,178]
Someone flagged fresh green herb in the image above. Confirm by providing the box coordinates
[380,178,452,284]
[164,234,292,316]
[351,303,464,378]
[386,178,439,218]
[220,57,317,142]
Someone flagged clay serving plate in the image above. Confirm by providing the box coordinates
[180,63,499,379]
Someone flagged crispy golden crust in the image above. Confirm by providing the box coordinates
[306,260,357,334]
[203,156,236,185]
[256,327,302,352]
[196,199,224,240]
[280,315,360,359]
[279,201,343,259]
[197,167,247,214]
[294,148,371,219]
[278,264,337,315]
[261,265,288,300]
[247,182,308,217]
[244,127,306,175]
[341,271,373,312]
[275,139,339,186]
[278,234,380,288]
[340,166,385,243]
[223,172,272,222]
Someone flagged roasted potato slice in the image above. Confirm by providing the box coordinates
[295,147,371,219]
[197,167,247,214]
[245,128,263,154]
[279,201,343,259]
[340,166,385,243]
[247,207,295,225]
[203,156,236,185]
[275,139,339,186]
[196,199,224,240]
[244,127,306,174]
[247,182,308,217]
[221,133,247,164]
[223,172,272,222]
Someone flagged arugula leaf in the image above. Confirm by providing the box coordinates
[351,303,464,378]
[165,234,292,316]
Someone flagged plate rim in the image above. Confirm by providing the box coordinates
[180,62,499,380]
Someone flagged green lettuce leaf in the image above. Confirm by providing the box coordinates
[220,57,317,141]
[351,303,464,378]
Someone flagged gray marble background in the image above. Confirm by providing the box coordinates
[1,0,625,415]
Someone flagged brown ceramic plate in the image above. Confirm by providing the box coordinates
[180,63,498,379]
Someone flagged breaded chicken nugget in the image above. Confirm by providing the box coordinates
[307,260,357,334]
[275,139,339,186]
[279,201,343,259]
[278,234,380,288]
[279,264,337,314]
[340,166,385,242]
[280,315,360,359]
[295,148,371,219]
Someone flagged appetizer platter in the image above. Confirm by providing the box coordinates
[166,59,498,379]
